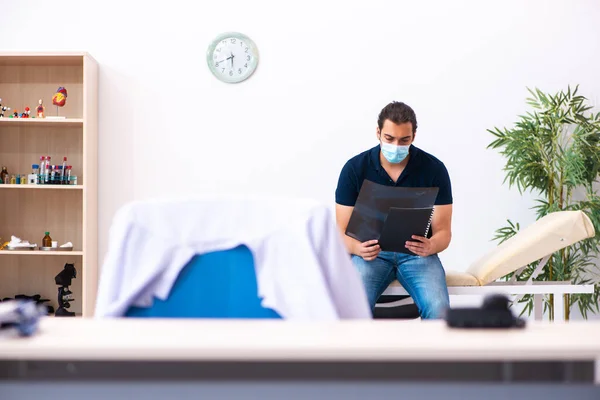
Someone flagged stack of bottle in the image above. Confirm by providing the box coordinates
[0,156,77,185]
[31,156,76,185]
[0,166,27,185]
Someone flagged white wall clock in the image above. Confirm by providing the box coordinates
[206,32,259,83]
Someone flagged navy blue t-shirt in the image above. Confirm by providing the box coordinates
[335,144,453,207]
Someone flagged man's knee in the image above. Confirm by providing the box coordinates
[351,255,370,281]
[420,296,450,319]
[350,255,383,310]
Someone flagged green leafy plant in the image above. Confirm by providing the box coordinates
[487,85,600,320]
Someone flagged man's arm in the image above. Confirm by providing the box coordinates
[429,204,452,254]
[335,203,380,260]
[404,204,452,256]
[428,163,453,254]
[335,204,359,255]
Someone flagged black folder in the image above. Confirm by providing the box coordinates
[344,180,438,255]
[377,207,434,254]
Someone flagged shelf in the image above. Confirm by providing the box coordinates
[0,184,83,190]
[0,118,83,127]
[0,52,87,66]
[0,250,83,256]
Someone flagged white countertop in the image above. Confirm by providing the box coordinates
[1,318,599,362]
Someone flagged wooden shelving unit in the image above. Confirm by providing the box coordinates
[0,52,97,317]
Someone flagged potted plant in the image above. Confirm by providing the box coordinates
[487,85,600,321]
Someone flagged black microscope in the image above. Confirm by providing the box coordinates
[54,263,77,317]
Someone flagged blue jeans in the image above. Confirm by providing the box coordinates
[351,251,450,319]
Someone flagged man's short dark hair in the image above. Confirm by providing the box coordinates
[377,101,417,133]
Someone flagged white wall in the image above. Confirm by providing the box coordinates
[2,0,599,315]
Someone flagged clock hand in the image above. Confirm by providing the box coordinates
[216,53,235,68]
[230,52,234,68]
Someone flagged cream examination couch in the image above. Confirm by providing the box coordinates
[382,210,596,321]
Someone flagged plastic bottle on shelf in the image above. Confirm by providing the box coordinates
[42,232,52,248]
[49,165,56,184]
[57,166,63,184]
[66,166,72,185]
[44,156,51,184]
[39,157,45,184]
[61,157,67,184]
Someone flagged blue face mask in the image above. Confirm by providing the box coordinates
[381,141,410,164]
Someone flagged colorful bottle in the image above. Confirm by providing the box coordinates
[42,232,52,248]
[39,157,45,184]
[61,157,67,184]
[57,166,63,184]
[44,156,51,184]
[0,166,8,184]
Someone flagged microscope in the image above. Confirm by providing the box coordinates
[54,263,77,317]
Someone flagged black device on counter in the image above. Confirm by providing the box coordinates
[445,294,526,329]
[54,263,77,317]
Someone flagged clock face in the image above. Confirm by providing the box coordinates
[206,32,259,83]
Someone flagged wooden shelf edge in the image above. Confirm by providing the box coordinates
[0,52,88,66]
[0,185,83,190]
[0,118,84,125]
[0,51,89,57]
[0,250,83,256]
